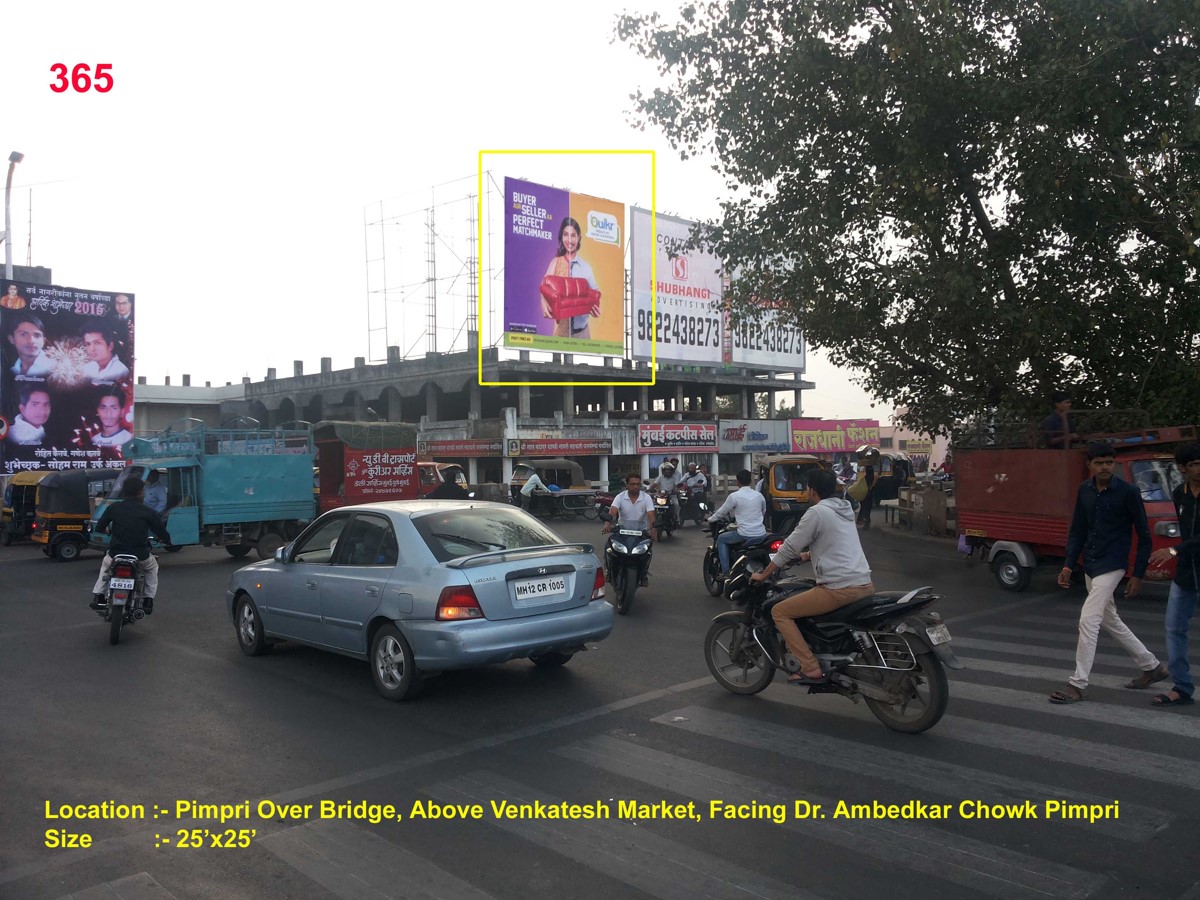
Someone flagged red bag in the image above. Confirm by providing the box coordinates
[540,275,601,320]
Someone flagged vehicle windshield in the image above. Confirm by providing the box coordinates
[105,466,148,501]
[1128,459,1184,501]
[773,464,816,492]
[412,506,565,562]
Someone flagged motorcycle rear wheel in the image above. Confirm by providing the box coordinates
[705,618,774,694]
[109,607,124,645]
[863,642,948,733]
[702,549,723,597]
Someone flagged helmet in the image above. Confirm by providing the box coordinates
[660,462,675,474]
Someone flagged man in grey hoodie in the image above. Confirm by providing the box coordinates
[750,468,875,684]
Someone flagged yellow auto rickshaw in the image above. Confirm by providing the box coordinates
[31,468,121,561]
[756,455,831,532]
[1,470,51,546]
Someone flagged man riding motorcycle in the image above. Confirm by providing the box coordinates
[90,475,172,614]
[603,473,658,585]
[750,468,875,685]
[649,461,683,530]
[707,468,768,574]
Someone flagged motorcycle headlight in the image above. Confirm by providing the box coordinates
[611,541,629,554]
[632,541,651,554]
[1155,521,1180,537]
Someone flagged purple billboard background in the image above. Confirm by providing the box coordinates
[503,177,569,336]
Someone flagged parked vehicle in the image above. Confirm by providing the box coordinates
[31,468,120,561]
[228,500,614,700]
[706,544,961,733]
[871,450,915,502]
[92,419,316,561]
[701,518,783,597]
[96,553,149,646]
[958,424,1190,591]
[510,458,596,517]
[598,509,652,615]
[1,470,51,545]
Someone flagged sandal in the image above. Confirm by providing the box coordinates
[1125,664,1169,690]
[1151,691,1195,707]
[1049,686,1085,704]
[788,670,828,686]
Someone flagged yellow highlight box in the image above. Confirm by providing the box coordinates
[477,148,657,387]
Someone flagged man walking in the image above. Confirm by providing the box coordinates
[1049,441,1167,704]
[1146,441,1200,707]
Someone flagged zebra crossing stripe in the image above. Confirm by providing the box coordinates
[972,625,1163,649]
[644,706,1168,842]
[557,733,1106,899]
[954,637,1153,671]
[959,656,1131,690]
[53,872,178,900]
[424,771,827,900]
[259,819,496,900]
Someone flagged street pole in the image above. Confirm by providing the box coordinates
[5,151,25,280]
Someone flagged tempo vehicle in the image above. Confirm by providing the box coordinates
[227,500,614,700]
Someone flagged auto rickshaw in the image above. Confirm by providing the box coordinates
[1,470,51,546]
[31,468,121,561]
[510,458,595,517]
[756,454,830,532]
[873,450,915,502]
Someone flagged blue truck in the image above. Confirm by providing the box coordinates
[91,419,316,560]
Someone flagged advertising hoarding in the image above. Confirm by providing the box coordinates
[502,177,625,356]
[342,449,419,504]
[717,419,792,454]
[789,419,879,455]
[511,438,612,456]
[637,422,718,453]
[1,281,136,474]
[417,439,504,458]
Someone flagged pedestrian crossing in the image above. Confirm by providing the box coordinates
[51,601,1198,899]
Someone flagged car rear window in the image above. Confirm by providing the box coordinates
[411,506,564,562]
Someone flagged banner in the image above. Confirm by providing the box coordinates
[1,281,136,474]
[502,177,624,356]
[637,422,718,453]
[718,419,792,453]
[515,438,612,456]
[789,419,879,454]
[343,448,419,503]
[417,439,504,458]
[630,208,724,366]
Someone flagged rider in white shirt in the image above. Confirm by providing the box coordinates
[708,469,768,572]
[650,461,683,527]
[604,473,658,585]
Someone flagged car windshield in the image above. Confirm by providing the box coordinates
[1128,459,1183,501]
[412,506,565,562]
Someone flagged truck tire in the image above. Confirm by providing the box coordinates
[993,551,1032,592]
[226,545,252,558]
[256,532,285,561]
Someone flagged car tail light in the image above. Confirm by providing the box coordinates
[769,539,784,553]
[30,521,38,531]
[436,586,485,621]
[591,568,605,600]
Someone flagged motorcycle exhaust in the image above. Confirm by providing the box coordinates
[132,609,146,621]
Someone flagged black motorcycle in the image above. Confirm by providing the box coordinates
[598,510,652,615]
[701,519,782,597]
[96,553,149,646]
[677,485,708,527]
[651,491,679,538]
[704,545,962,733]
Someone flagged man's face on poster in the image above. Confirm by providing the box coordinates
[82,331,115,367]
[8,321,45,363]
[114,295,131,317]
[98,395,122,431]
[20,391,51,427]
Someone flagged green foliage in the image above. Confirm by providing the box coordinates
[618,0,1200,434]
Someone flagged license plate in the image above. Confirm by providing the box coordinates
[109,578,135,590]
[513,575,568,604]
[927,624,951,645]
[619,529,643,537]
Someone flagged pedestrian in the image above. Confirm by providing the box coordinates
[1145,441,1200,707]
[1049,441,1167,704]
[856,463,876,530]
[1041,391,1080,449]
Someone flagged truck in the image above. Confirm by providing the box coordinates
[957,423,1191,591]
[91,419,316,560]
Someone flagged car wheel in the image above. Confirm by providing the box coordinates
[993,551,1032,592]
[370,624,424,701]
[55,540,82,562]
[235,594,272,656]
[531,651,574,668]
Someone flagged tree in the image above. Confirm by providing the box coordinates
[618,1,1200,434]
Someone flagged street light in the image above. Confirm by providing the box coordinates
[4,151,24,280]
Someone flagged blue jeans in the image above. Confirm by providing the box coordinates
[1166,581,1199,698]
[717,531,750,573]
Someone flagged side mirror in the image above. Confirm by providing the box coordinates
[274,547,287,562]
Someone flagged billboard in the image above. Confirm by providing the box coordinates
[630,208,724,365]
[1,281,135,474]
[789,419,879,455]
[502,177,625,356]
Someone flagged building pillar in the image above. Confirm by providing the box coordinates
[604,385,615,412]
[502,406,517,483]
[469,382,482,418]
[468,459,479,483]
[705,384,717,413]
[518,384,531,419]
[641,454,651,481]
[562,384,574,421]
[598,455,609,486]
[740,388,751,418]
[794,388,803,415]
[674,383,685,412]
[425,384,440,423]
[639,386,649,412]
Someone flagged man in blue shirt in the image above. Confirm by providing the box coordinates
[1049,441,1166,704]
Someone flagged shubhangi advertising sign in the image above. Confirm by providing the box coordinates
[789,419,879,454]
[503,177,625,356]
[718,419,792,453]
[630,208,724,366]
[637,422,718,453]
[1,281,136,474]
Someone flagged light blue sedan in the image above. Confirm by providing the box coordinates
[226,501,614,700]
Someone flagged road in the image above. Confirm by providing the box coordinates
[1,513,1196,900]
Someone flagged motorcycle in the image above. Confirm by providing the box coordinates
[96,553,148,645]
[702,518,783,597]
[704,545,962,733]
[652,490,679,538]
[677,485,708,527]
[598,509,652,615]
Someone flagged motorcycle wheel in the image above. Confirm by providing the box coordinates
[582,505,599,520]
[704,616,775,694]
[702,548,723,597]
[109,606,124,646]
[863,639,949,733]
[616,571,636,615]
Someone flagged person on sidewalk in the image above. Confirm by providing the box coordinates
[1146,441,1200,708]
[1049,441,1167,704]
[750,468,874,685]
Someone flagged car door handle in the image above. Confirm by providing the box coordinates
[306,579,318,590]
[365,586,380,596]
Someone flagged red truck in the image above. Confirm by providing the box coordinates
[957,425,1192,591]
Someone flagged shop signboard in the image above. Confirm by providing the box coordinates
[718,419,792,453]
[515,438,612,456]
[637,422,718,453]
[342,449,419,503]
[417,439,504,458]
[789,419,880,455]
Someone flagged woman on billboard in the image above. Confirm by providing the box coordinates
[541,217,600,340]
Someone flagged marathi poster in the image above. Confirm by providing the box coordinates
[1,281,136,474]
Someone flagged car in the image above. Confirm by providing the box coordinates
[226,500,613,700]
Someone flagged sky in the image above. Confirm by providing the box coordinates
[3,1,892,423]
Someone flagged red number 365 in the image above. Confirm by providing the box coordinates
[50,63,113,93]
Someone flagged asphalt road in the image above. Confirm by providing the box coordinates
[1,512,1196,900]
